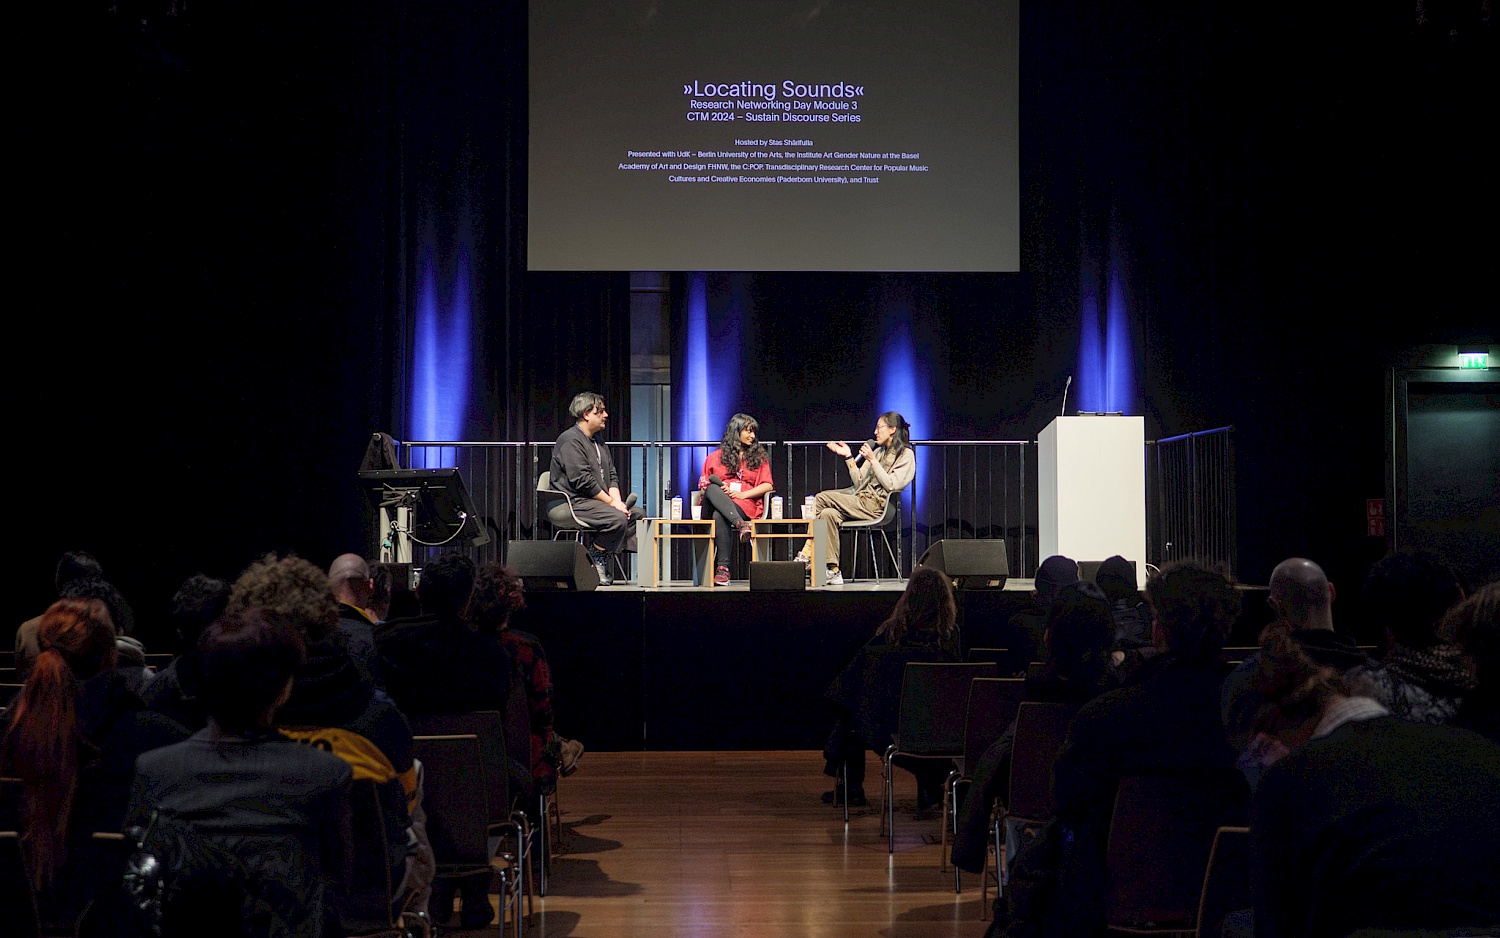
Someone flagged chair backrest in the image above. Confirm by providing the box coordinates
[961,678,1025,775]
[1105,775,1250,931]
[1005,701,1078,820]
[965,646,1009,665]
[895,661,996,755]
[409,712,509,828]
[1,831,40,938]
[411,734,492,867]
[1195,826,1251,938]
[342,779,398,933]
[537,470,554,494]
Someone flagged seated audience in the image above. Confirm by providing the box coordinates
[1008,561,1247,937]
[1449,580,1500,744]
[1250,625,1500,938]
[127,609,353,937]
[227,553,424,912]
[1,598,188,927]
[376,552,511,929]
[14,550,106,675]
[142,573,231,731]
[1094,554,1155,674]
[366,562,394,623]
[822,566,961,808]
[952,580,1121,874]
[467,562,585,788]
[328,553,381,684]
[1352,549,1473,724]
[1221,557,1380,785]
[1001,555,1078,675]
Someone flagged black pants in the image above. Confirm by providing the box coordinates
[701,485,748,565]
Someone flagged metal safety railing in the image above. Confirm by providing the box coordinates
[1146,426,1236,578]
[397,429,1231,580]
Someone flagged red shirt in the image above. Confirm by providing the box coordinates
[699,448,775,519]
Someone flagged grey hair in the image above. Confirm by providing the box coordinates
[568,391,606,421]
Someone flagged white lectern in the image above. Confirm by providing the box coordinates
[1038,416,1146,588]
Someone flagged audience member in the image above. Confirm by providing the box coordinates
[1352,549,1473,724]
[1094,554,1154,673]
[822,566,961,808]
[1249,626,1500,938]
[1221,557,1379,784]
[127,609,353,937]
[141,573,231,731]
[1,599,188,926]
[1011,561,1247,937]
[14,550,104,673]
[467,562,584,788]
[1449,580,1500,744]
[375,551,510,929]
[328,553,380,684]
[228,553,424,911]
[366,563,394,623]
[1002,555,1079,676]
[953,580,1121,874]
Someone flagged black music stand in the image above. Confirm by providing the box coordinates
[359,468,489,562]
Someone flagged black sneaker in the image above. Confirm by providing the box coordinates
[590,550,614,586]
[820,787,868,807]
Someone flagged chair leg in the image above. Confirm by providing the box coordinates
[876,747,888,846]
[880,531,899,579]
[869,532,882,583]
[536,790,550,897]
[942,769,960,877]
[839,758,850,824]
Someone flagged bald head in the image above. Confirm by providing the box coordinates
[328,553,373,606]
[1268,557,1335,630]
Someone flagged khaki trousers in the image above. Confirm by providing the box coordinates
[800,488,885,570]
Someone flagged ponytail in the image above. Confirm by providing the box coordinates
[0,599,114,889]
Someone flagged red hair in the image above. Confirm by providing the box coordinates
[1,598,115,889]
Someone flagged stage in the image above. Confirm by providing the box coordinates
[506,576,1274,751]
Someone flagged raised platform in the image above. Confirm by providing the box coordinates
[509,581,1038,751]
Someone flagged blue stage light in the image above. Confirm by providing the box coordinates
[409,246,470,467]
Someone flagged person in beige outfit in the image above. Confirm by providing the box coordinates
[796,411,915,585]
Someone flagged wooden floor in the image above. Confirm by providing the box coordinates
[460,750,993,937]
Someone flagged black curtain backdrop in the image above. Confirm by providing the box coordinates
[10,2,1494,645]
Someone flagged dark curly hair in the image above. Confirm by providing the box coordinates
[228,553,339,640]
[468,563,527,635]
[1044,581,1115,688]
[717,413,768,476]
[1144,560,1240,660]
[417,552,475,622]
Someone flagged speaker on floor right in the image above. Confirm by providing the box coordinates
[915,539,1009,590]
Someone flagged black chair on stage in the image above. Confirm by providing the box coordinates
[949,676,1025,891]
[537,470,628,581]
[845,492,901,582]
[881,660,996,855]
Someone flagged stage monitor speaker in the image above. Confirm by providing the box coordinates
[749,561,806,592]
[506,540,599,592]
[915,539,1009,590]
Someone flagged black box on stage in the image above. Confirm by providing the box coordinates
[915,539,1009,590]
[506,541,599,592]
[749,561,806,592]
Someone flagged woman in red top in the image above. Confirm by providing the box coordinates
[699,413,776,585]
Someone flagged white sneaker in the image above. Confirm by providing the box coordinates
[793,551,812,566]
[825,568,844,586]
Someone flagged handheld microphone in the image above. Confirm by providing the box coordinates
[1060,375,1072,418]
[852,439,879,466]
